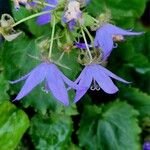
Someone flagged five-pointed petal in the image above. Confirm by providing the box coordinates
[73,64,129,103]
[10,62,78,105]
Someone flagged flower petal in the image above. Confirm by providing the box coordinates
[50,64,80,89]
[68,19,76,30]
[94,30,113,60]
[9,73,30,84]
[46,65,69,106]
[92,65,119,94]
[60,73,79,90]
[67,67,87,91]
[14,63,48,100]
[75,42,92,49]
[37,6,51,25]
[105,24,144,36]
[46,0,58,5]
[74,67,92,103]
[75,42,87,49]
[97,65,130,83]
[28,2,37,7]
[74,67,88,85]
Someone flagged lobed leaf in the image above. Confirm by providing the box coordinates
[120,87,150,117]
[78,101,141,150]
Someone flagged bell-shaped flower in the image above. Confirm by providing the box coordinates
[10,62,78,106]
[73,64,129,103]
[37,0,58,25]
[94,23,143,60]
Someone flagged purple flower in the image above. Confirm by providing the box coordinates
[94,23,143,60]
[75,42,91,49]
[37,0,58,25]
[73,64,129,103]
[10,62,78,105]
[68,19,76,30]
[28,2,37,7]
[143,141,150,150]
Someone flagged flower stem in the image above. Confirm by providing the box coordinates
[91,17,99,23]
[48,16,56,59]
[54,61,71,70]
[83,26,94,44]
[33,0,56,8]
[12,10,52,27]
[80,27,92,62]
[57,52,65,62]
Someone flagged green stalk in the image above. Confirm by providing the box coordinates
[91,17,99,23]
[81,27,92,62]
[48,16,56,59]
[83,26,94,44]
[12,10,52,27]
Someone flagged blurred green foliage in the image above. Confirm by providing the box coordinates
[78,101,141,150]
[30,114,72,150]
[0,101,29,150]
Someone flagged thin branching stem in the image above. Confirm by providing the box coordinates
[81,27,93,62]
[12,10,52,27]
[83,26,94,45]
[48,16,56,59]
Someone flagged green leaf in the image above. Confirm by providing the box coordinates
[78,101,141,150]
[87,0,146,23]
[120,87,150,117]
[0,101,29,150]
[0,73,9,102]
[83,13,95,27]
[127,54,150,74]
[29,114,72,150]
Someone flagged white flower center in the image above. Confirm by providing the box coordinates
[64,1,81,22]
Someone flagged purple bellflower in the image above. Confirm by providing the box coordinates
[143,141,150,150]
[37,0,58,25]
[10,62,78,105]
[73,64,129,103]
[94,23,143,60]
